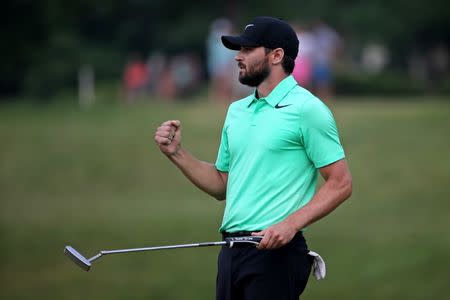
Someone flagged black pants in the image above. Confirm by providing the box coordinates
[216,232,312,300]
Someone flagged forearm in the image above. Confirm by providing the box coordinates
[286,175,352,231]
[167,147,227,200]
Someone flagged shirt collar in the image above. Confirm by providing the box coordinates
[246,75,298,107]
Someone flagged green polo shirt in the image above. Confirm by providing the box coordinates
[215,75,345,233]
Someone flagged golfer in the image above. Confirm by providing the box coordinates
[155,16,352,300]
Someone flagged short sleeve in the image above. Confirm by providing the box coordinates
[215,116,230,172]
[300,99,345,168]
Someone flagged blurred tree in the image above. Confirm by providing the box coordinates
[1,0,449,99]
[1,1,46,97]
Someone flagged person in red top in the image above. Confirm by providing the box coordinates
[123,54,149,103]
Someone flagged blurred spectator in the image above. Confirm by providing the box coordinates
[292,23,315,88]
[122,53,149,103]
[361,43,390,74]
[155,52,202,100]
[157,59,176,100]
[78,64,95,108]
[428,44,449,81]
[408,45,449,86]
[311,20,342,102]
[206,18,236,103]
[146,51,166,95]
[169,53,202,98]
[408,51,429,83]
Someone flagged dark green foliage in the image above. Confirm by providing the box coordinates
[1,0,449,97]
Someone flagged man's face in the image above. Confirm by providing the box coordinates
[235,47,271,87]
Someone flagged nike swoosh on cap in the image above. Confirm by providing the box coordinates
[244,24,254,30]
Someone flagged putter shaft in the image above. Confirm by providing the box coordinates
[65,236,262,271]
[100,241,226,255]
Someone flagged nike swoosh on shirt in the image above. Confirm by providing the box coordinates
[274,103,292,109]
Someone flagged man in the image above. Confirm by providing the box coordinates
[154,16,352,300]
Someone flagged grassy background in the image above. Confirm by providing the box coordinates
[1,96,449,299]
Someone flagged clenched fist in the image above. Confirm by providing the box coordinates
[154,120,181,156]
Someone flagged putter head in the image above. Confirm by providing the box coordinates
[64,246,91,271]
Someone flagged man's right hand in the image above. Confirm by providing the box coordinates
[154,119,227,200]
[154,120,181,156]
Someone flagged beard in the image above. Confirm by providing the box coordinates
[238,57,271,87]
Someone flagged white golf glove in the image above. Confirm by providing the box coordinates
[308,250,326,280]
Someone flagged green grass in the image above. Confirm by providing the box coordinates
[1,96,449,299]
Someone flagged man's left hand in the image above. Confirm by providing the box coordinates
[252,220,297,250]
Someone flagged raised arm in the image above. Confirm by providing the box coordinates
[154,120,228,200]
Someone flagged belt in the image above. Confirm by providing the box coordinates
[222,230,304,240]
[221,231,257,239]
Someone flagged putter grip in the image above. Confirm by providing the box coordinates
[225,236,263,247]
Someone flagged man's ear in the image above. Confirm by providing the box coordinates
[271,48,285,65]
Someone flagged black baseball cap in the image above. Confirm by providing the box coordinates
[221,16,299,60]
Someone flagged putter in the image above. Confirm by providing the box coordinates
[64,236,262,271]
